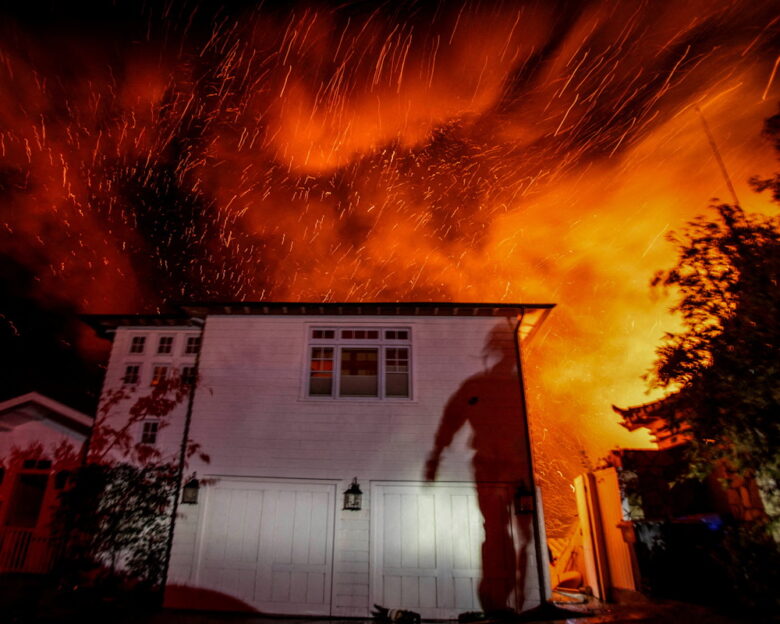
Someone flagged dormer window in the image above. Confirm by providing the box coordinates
[307,327,411,399]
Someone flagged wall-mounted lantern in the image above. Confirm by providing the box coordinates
[514,483,535,515]
[182,475,200,505]
[343,477,362,511]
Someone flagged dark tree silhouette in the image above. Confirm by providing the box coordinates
[648,109,780,527]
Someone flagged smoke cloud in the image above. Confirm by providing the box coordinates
[1,0,778,533]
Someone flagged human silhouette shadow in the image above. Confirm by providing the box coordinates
[425,321,533,615]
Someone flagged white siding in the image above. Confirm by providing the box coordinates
[101,313,540,616]
[99,326,199,463]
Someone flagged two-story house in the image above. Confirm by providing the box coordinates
[86,302,554,618]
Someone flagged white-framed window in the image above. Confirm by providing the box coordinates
[181,365,197,386]
[141,420,159,445]
[184,335,201,355]
[306,326,411,399]
[123,364,141,385]
[157,335,174,354]
[151,365,168,386]
[129,336,146,354]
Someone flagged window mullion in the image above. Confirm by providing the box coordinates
[379,346,385,399]
[334,346,342,399]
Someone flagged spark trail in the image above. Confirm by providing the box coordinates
[1,0,779,533]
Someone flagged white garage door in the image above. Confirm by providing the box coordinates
[371,482,517,619]
[196,479,335,615]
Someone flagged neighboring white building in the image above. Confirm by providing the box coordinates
[0,392,92,573]
[86,302,554,618]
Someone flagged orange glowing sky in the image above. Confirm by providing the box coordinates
[1,1,779,531]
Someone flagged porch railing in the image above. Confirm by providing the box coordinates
[0,527,56,574]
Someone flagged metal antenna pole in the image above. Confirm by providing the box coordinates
[695,106,741,207]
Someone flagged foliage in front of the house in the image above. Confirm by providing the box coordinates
[52,373,203,592]
[53,462,178,589]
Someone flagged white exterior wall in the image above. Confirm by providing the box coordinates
[184,315,495,480]
[97,313,541,616]
[160,313,539,616]
[99,326,200,464]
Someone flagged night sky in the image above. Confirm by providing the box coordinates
[1,1,779,508]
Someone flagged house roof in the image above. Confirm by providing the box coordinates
[83,313,201,338]
[612,393,683,431]
[0,392,93,436]
[83,301,555,343]
[612,393,691,448]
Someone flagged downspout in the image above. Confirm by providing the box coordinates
[160,315,205,600]
[513,311,549,607]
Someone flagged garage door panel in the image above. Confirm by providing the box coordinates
[306,570,326,604]
[291,492,312,565]
[383,575,401,606]
[290,570,308,603]
[400,494,421,568]
[273,491,296,564]
[402,575,420,605]
[373,482,516,619]
[451,494,481,570]
[308,492,329,564]
[419,576,437,608]
[418,494,436,569]
[453,576,478,610]
[197,479,335,615]
[383,495,402,568]
[271,570,291,602]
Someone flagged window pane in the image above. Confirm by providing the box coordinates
[182,366,197,385]
[386,373,409,397]
[124,365,140,384]
[151,366,168,386]
[340,348,378,396]
[142,421,159,445]
[310,347,333,396]
[309,376,333,395]
[386,347,409,397]
[185,336,201,354]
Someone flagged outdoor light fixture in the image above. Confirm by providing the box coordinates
[514,483,535,515]
[343,477,362,511]
[182,475,200,504]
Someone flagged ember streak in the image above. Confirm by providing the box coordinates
[1,1,778,534]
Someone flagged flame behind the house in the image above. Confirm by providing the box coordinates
[1,1,778,534]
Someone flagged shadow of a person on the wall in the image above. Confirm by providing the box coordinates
[425,320,533,616]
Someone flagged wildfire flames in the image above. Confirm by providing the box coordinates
[1,1,778,534]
